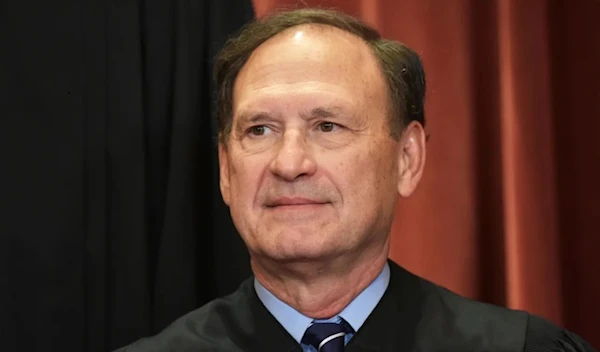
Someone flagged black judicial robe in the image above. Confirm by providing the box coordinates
[116,260,596,351]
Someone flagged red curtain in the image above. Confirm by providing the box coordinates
[253,0,600,346]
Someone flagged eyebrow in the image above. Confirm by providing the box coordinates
[236,111,273,125]
[235,105,348,126]
[300,106,342,120]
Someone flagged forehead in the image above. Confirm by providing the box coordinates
[232,25,388,115]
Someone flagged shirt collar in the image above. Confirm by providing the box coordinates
[254,262,391,343]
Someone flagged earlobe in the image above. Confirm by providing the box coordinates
[397,122,427,198]
[218,143,231,206]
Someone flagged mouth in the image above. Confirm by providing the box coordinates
[265,197,328,208]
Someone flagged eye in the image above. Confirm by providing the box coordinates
[247,125,272,136]
[318,122,340,132]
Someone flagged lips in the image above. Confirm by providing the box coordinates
[266,197,327,207]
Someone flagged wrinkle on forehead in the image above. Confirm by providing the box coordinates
[230,24,390,141]
[233,24,385,102]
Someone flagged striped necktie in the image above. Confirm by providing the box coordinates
[301,318,355,352]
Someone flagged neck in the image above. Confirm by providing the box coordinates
[252,240,390,319]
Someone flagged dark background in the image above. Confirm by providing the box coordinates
[1,0,253,350]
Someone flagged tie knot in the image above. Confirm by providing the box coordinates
[301,318,354,352]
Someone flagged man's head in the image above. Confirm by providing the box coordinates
[215,8,427,265]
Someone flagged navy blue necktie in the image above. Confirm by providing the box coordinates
[301,319,355,352]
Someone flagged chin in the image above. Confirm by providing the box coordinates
[261,237,342,263]
[243,226,348,261]
[267,249,336,263]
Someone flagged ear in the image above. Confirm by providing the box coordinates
[218,142,231,206]
[397,121,426,198]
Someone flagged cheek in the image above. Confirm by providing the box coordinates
[228,153,268,204]
[325,145,396,202]
[321,150,373,197]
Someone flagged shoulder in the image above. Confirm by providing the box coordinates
[523,314,596,352]
[417,277,529,350]
[113,279,254,352]
[388,261,595,351]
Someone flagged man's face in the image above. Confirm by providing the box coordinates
[219,25,406,262]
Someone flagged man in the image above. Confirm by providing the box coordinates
[117,8,595,352]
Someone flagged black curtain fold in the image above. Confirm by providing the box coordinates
[1,0,254,351]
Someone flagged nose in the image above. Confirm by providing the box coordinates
[269,130,317,181]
